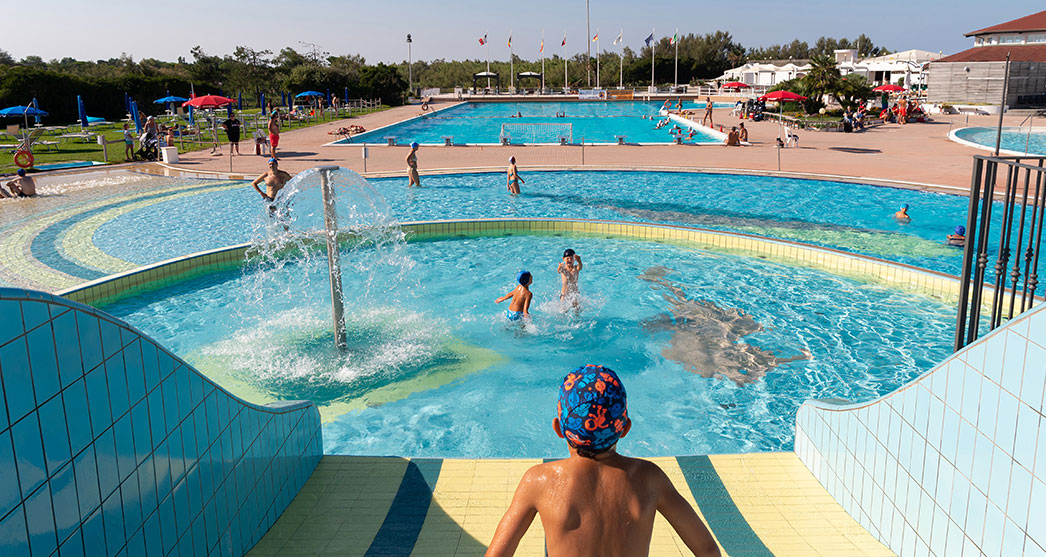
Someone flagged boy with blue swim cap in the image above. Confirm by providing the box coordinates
[488,365,720,556]
[495,270,533,321]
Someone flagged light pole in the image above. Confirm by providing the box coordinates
[407,34,413,98]
[586,0,591,87]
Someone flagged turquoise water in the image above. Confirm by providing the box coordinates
[96,171,981,274]
[954,126,1046,156]
[336,101,725,144]
[103,235,956,458]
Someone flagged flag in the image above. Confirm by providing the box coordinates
[592,32,599,42]
[644,33,654,47]
[562,33,567,47]
[670,32,677,45]
[508,34,512,48]
[478,34,487,46]
[613,31,622,46]
[540,38,544,53]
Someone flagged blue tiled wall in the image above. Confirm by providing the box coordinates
[796,302,1046,556]
[0,288,322,556]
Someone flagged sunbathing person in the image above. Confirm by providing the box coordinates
[487,365,720,557]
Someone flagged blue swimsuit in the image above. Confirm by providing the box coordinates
[506,310,523,321]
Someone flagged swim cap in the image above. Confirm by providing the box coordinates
[410,142,419,149]
[517,270,532,285]
[955,225,966,235]
[903,204,909,210]
[558,365,628,452]
[268,157,278,164]
[16,169,25,176]
[563,249,575,258]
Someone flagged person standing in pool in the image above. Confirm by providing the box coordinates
[487,365,720,557]
[252,157,292,208]
[558,249,583,306]
[496,270,533,321]
[406,142,421,187]
[894,204,911,221]
[507,156,524,195]
[701,96,714,128]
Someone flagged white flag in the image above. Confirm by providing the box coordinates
[613,31,622,46]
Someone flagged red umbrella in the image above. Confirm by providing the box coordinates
[757,90,808,102]
[182,95,237,109]
[873,84,905,93]
[721,81,750,89]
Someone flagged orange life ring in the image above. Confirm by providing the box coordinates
[421,102,430,111]
[14,150,34,169]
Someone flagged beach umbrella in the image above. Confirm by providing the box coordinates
[182,95,236,109]
[344,87,349,104]
[295,91,324,98]
[756,90,808,143]
[188,105,194,126]
[873,84,905,93]
[32,98,41,124]
[130,100,142,133]
[326,88,331,105]
[0,105,49,135]
[721,81,749,89]
[154,95,189,103]
[77,95,89,130]
[238,91,243,110]
[260,93,266,114]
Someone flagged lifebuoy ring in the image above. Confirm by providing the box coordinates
[421,102,430,111]
[14,150,33,169]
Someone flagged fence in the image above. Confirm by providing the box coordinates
[954,154,1046,350]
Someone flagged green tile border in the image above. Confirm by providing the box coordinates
[58,218,1008,309]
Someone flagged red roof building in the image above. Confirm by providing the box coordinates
[927,11,1046,106]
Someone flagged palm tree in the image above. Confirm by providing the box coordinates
[802,54,841,106]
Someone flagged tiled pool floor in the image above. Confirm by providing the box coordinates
[248,453,892,556]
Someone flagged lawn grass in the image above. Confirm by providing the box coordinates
[0,105,390,175]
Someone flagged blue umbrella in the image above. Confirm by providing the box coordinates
[238,91,243,110]
[281,91,286,107]
[154,95,189,104]
[295,91,324,98]
[326,88,331,104]
[344,87,349,104]
[77,95,89,130]
[130,100,141,133]
[0,105,49,133]
[188,105,195,126]
[32,98,41,125]
[226,105,233,119]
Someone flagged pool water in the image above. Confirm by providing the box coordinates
[103,235,956,458]
[96,171,995,276]
[953,126,1046,156]
[337,101,725,145]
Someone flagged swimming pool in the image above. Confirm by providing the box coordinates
[103,234,956,457]
[92,171,985,275]
[951,126,1046,156]
[335,101,727,145]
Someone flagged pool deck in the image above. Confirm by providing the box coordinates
[247,453,892,556]
[164,101,1034,193]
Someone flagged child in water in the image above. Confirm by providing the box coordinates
[947,225,966,247]
[487,365,720,556]
[496,270,533,321]
[894,204,911,221]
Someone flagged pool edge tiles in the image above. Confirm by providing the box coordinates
[246,453,891,556]
[58,218,1003,309]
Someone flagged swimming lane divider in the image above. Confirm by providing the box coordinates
[365,458,444,556]
[675,455,773,557]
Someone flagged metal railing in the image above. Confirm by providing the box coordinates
[955,154,1046,350]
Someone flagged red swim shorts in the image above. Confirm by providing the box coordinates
[269,133,280,148]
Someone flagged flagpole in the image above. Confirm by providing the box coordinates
[509,31,514,92]
[486,30,490,89]
[650,28,655,91]
[564,33,568,91]
[586,0,591,86]
[674,28,678,88]
[619,29,624,89]
[541,30,546,92]
[596,32,601,89]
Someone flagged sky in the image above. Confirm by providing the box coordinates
[6,0,1044,64]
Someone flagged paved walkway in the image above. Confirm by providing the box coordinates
[247,453,892,556]
[170,101,1026,192]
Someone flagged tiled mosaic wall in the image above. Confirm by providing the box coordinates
[796,302,1046,556]
[0,288,322,556]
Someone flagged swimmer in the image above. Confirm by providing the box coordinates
[5,169,37,197]
[947,225,966,247]
[507,156,524,195]
[487,365,720,557]
[557,249,583,304]
[495,270,533,321]
[251,158,292,219]
[406,142,421,187]
[894,204,911,221]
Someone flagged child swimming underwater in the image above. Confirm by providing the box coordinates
[496,270,534,321]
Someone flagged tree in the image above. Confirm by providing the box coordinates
[833,75,873,110]
[0,49,14,66]
[360,63,407,105]
[803,54,841,107]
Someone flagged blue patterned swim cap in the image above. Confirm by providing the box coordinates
[557,365,628,452]
[955,225,965,235]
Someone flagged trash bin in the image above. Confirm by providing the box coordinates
[160,146,179,163]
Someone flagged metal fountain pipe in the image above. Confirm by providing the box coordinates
[319,166,347,349]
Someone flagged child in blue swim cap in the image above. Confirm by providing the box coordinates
[495,269,533,321]
[488,365,720,556]
[947,224,966,247]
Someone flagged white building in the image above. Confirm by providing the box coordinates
[718,49,942,89]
